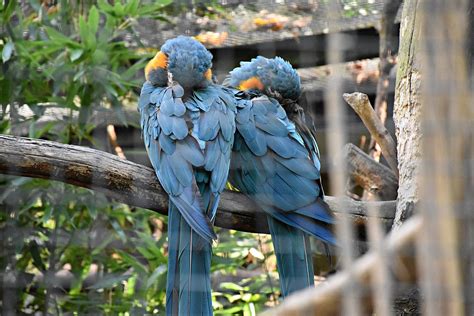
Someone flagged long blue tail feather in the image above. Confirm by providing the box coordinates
[166,202,213,316]
[267,216,314,297]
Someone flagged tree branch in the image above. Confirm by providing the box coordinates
[344,143,398,200]
[0,135,396,234]
[343,92,398,175]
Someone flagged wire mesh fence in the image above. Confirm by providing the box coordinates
[1,0,473,315]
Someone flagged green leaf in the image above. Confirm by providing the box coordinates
[114,3,125,16]
[155,0,173,7]
[138,0,172,15]
[87,273,131,290]
[0,119,10,133]
[2,0,16,21]
[29,240,46,271]
[110,219,127,241]
[220,282,245,292]
[44,26,76,45]
[42,204,53,223]
[97,0,113,12]
[88,5,99,34]
[104,83,118,97]
[125,0,139,16]
[146,265,167,289]
[70,48,83,62]
[79,16,89,45]
[73,69,86,82]
[91,234,115,256]
[2,42,14,63]
[115,250,148,275]
[34,121,57,138]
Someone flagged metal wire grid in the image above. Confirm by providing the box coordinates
[129,0,390,49]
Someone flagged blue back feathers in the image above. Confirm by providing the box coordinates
[228,56,302,100]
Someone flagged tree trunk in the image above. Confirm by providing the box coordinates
[392,0,422,230]
[391,1,423,313]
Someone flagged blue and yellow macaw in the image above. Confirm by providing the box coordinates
[225,56,336,297]
[138,36,236,315]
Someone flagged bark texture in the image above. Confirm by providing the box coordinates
[392,0,423,230]
[0,135,396,234]
[344,143,398,201]
[343,92,398,175]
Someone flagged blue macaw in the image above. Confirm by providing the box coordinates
[225,56,336,297]
[138,36,236,315]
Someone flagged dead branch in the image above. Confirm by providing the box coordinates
[106,124,126,159]
[344,143,398,200]
[369,0,402,162]
[0,135,396,234]
[343,92,398,175]
[261,215,422,316]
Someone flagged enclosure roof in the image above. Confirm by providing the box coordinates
[130,0,395,49]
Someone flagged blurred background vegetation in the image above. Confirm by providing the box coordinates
[0,1,279,314]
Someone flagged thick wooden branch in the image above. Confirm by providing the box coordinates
[343,92,398,175]
[344,143,398,200]
[0,135,396,233]
[262,215,422,316]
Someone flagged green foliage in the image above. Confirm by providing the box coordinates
[0,0,167,141]
[212,230,279,314]
[0,1,279,314]
[0,177,169,314]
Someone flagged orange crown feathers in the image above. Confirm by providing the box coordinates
[145,51,168,81]
[238,76,264,91]
[204,69,212,81]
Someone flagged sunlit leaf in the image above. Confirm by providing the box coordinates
[220,282,245,292]
[2,42,14,63]
[70,49,83,62]
[88,5,100,34]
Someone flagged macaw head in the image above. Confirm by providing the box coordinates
[227,56,301,101]
[145,36,213,89]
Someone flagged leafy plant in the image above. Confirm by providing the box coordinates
[0,0,170,142]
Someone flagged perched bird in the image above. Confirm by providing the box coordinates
[139,36,236,315]
[225,56,336,297]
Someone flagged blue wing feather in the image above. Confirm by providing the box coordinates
[227,56,334,299]
[140,83,228,243]
[229,92,335,243]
